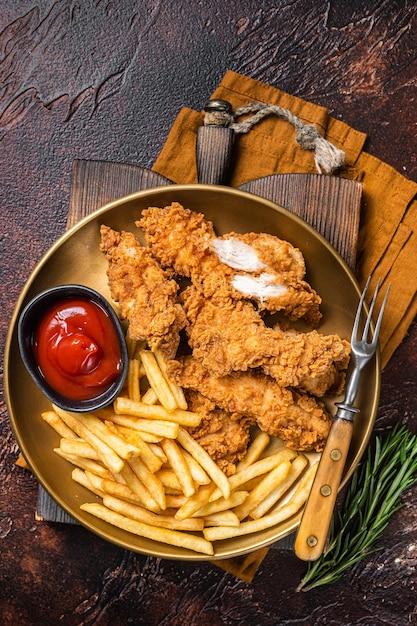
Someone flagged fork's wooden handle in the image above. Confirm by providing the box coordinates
[294,418,353,561]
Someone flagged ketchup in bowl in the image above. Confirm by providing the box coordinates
[18,285,128,412]
[34,298,122,401]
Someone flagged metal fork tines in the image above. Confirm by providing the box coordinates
[336,276,391,420]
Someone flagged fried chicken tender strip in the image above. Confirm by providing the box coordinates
[100,225,185,358]
[137,202,216,277]
[181,286,350,397]
[185,390,252,476]
[137,202,322,326]
[168,357,332,452]
[211,232,322,325]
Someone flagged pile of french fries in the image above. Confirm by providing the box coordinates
[41,341,318,556]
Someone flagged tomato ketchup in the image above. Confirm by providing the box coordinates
[33,297,123,401]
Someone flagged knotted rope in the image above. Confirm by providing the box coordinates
[204,102,345,175]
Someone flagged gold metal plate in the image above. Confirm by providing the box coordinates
[4,185,380,560]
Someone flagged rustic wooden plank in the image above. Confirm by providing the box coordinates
[240,174,363,269]
[67,160,172,228]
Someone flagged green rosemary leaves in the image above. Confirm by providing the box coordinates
[297,424,417,592]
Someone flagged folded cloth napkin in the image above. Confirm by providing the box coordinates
[153,70,417,368]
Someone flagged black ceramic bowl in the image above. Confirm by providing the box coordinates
[17,284,128,412]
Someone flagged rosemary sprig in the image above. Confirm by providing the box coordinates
[296,424,417,592]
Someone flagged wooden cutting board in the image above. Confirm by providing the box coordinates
[68,160,362,267]
[37,157,362,582]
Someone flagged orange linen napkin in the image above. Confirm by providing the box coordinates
[153,70,417,368]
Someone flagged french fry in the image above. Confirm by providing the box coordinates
[53,406,125,474]
[81,502,214,555]
[250,454,309,519]
[203,461,319,542]
[100,477,143,505]
[72,468,106,498]
[66,410,141,460]
[233,459,292,521]
[177,427,230,499]
[106,412,179,439]
[210,448,297,501]
[148,443,167,463]
[128,457,166,510]
[139,432,163,443]
[156,469,182,491]
[192,491,249,518]
[162,487,184,496]
[127,358,141,402]
[113,397,201,427]
[161,438,195,498]
[116,426,162,444]
[203,511,240,527]
[139,350,177,410]
[234,476,263,493]
[182,449,210,486]
[235,431,271,472]
[109,425,163,473]
[154,348,188,410]
[84,469,111,495]
[85,471,164,517]
[116,462,160,512]
[175,483,217,520]
[165,494,188,509]
[59,438,99,460]
[125,334,146,360]
[103,495,204,531]
[41,410,78,439]
[54,448,113,479]
[141,387,158,405]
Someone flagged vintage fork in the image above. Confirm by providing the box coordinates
[294,277,391,561]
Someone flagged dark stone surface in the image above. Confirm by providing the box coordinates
[1,1,416,624]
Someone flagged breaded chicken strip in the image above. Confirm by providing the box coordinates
[138,202,322,326]
[181,286,350,397]
[137,202,216,277]
[211,232,322,325]
[100,225,185,357]
[169,356,332,452]
[185,390,252,476]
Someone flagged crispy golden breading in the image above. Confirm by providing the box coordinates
[181,286,349,397]
[169,357,332,452]
[100,225,185,357]
[137,202,216,278]
[211,232,322,326]
[185,390,252,476]
[138,203,322,326]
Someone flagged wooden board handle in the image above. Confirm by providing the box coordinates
[196,126,234,185]
[294,418,353,561]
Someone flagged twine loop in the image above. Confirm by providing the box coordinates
[203,101,345,175]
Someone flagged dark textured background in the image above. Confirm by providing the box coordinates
[1,1,417,624]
